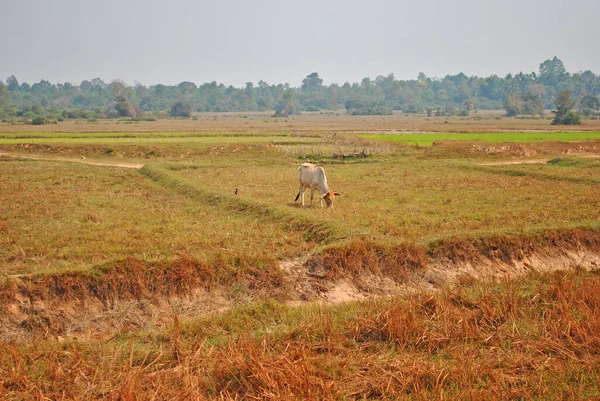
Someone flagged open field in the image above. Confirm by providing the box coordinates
[174,154,600,242]
[1,113,600,399]
[2,110,600,134]
[365,131,600,146]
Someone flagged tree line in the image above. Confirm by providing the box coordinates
[1,57,599,123]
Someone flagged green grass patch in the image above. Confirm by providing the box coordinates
[364,132,600,146]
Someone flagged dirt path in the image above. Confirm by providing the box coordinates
[0,152,144,169]
[479,159,548,166]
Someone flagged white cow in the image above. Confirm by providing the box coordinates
[294,163,340,208]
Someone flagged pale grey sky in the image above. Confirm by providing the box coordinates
[2,0,599,87]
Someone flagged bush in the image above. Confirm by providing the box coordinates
[170,100,192,118]
[403,104,422,114]
[551,90,580,125]
[350,107,392,116]
[31,116,45,125]
[345,100,392,116]
[551,110,581,125]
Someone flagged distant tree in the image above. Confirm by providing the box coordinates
[301,73,323,93]
[404,103,422,114]
[178,81,197,95]
[1,57,598,119]
[80,80,93,91]
[110,80,127,97]
[275,86,297,116]
[134,83,148,99]
[6,75,19,92]
[255,80,274,111]
[31,116,46,125]
[114,95,131,116]
[503,93,524,116]
[539,57,568,87]
[442,103,459,116]
[580,94,600,116]
[479,75,506,101]
[0,83,16,118]
[170,100,192,117]
[90,77,107,88]
[522,87,545,116]
[460,100,475,116]
[114,95,142,117]
[551,90,580,125]
[345,99,392,115]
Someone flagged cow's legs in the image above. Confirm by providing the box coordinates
[298,182,305,206]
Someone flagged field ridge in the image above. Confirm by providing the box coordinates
[462,163,600,185]
[2,227,600,343]
[140,163,356,244]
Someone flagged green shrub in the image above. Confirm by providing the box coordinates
[170,100,192,118]
[551,110,581,125]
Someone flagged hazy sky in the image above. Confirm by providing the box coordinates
[2,0,599,88]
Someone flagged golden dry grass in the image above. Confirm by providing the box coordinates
[0,159,313,276]
[1,110,600,134]
[2,269,599,400]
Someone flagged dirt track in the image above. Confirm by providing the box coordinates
[0,152,144,169]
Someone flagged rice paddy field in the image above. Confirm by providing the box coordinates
[1,112,600,399]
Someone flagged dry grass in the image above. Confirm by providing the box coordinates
[427,227,600,263]
[0,255,286,315]
[0,159,313,276]
[1,115,600,399]
[173,147,600,243]
[1,111,600,134]
[1,269,599,400]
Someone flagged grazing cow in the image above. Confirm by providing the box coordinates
[294,163,340,208]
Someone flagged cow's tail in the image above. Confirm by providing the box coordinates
[294,192,300,202]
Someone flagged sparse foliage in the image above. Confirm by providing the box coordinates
[0,83,16,119]
[522,90,545,116]
[114,94,142,118]
[551,90,580,125]
[504,93,524,116]
[580,94,600,116]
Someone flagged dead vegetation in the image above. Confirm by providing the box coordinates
[2,268,599,400]
[423,139,600,160]
[2,228,600,346]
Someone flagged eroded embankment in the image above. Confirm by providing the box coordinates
[2,227,600,343]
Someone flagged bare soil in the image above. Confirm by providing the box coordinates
[2,247,598,344]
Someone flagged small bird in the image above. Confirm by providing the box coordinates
[235,188,238,195]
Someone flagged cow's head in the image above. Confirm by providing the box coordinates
[322,190,340,208]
